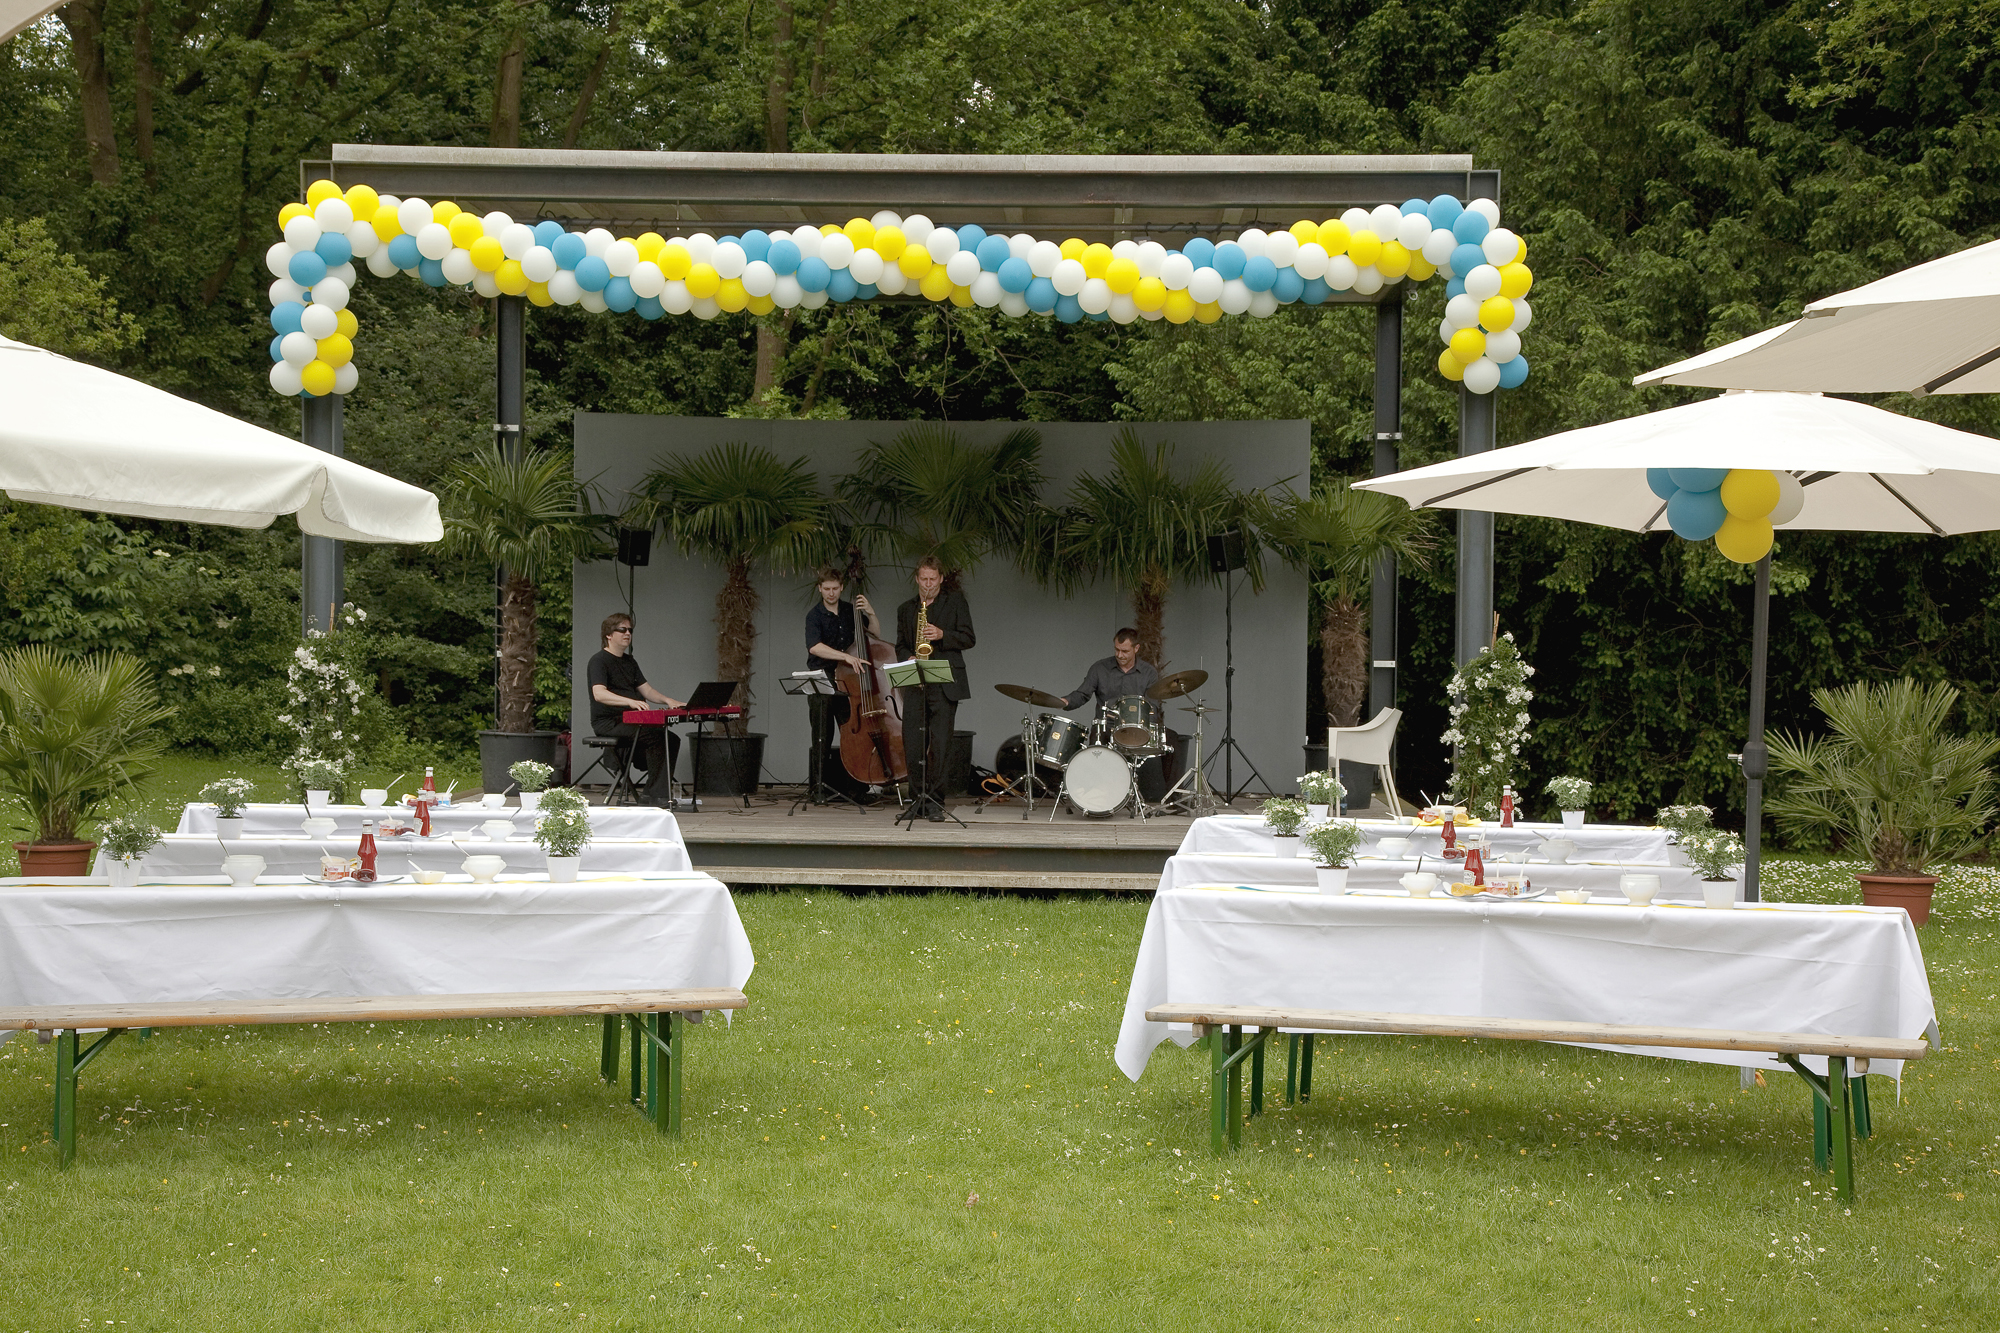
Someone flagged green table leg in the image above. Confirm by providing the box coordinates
[600,1014,619,1084]
[1299,1033,1315,1102]
[1285,1034,1300,1105]
[1852,1072,1873,1140]
[1827,1056,1855,1201]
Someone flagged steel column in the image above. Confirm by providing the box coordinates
[1455,385,1496,666]
[301,395,345,635]
[1741,555,1771,902]
[1370,295,1403,722]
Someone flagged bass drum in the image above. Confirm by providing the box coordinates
[1062,745,1133,816]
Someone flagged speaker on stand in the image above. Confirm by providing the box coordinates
[1204,529,1268,803]
[615,526,651,627]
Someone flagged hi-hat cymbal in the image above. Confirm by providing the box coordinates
[1179,702,1218,714]
[1147,669,1209,701]
[996,682,1066,709]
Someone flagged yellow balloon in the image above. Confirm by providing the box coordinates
[1720,468,1781,520]
[1106,257,1141,295]
[306,179,342,206]
[636,233,665,263]
[1193,300,1222,324]
[1449,327,1487,363]
[446,213,482,249]
[1059,238,1087,261]
[659,244,692,280]
[527,281,553,307]
[949,283,974,308]
[334,308,358,338]
[431,200,462,225]
[315,334,353,368]
[1082,243,1114,279]
[1377,241,1411,279]
[279,202,312,230]
[300,359,336,396]
[343,184,380,218]
[371,201,403,241]
[843,218,875,249]
[1437,349,1465,381]
[1407,253,1437,282]
[1133,276,1167,312]
[1316,220,1351,255]
[495,259,529,295]
[1289,219,1319,244]
[469,236,506,272]
[919,266,955,302]
[1163,289,1196,324]
[899,247,933,279]
[747,293,776,315]
[1499,262,1533,299]
[1714,515,1775,564]
[873,226,906,261]
[717,277,749,312]
[685,263,721,299]
[1478,296,1516,332]
[820,223,841,236]
[1512,237,1528,265]
[1347,230,1382,268]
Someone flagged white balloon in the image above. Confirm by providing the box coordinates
[1438,318,1459,347]
[772,274,804,309]
[1078,277,1112,315]
[945,251,980,287]
[376,194,400,212]
[500,223,536,260]
[998,289,1030,317]
[328,262,355,288]
[1370,204,1404,236]
[797,289,827,311]
[711,241,747,278]
[345,221,380,258]
[1235,229,1267,256]
[1111,239,1140,260]
[924,227,959,263]
[584,228,616,257]
[283,215,323,250]
[1107,292,1139,324]
[299,303,338,338]
[365,247,400,278]
[1512,298,1533,332]
[522,246,558,283]
[269,361,304,395]
[970,271,1003,308]
[848,249,884,284]
[1422,228,1458,266]
[1481,228,1519,267]
[280,331,317,365]
[1463,356,1501,394]
[1340,207,1372,232]
[332,362,359,395]
[1465,264,1504,300]
[875,265,908,296]
[1136,241,1166,277]
[1160,253,1194,290]
[312,197,353,232]
[482,210,513,238]
[1771,471,1807,525]
[1397,213,1433,250]
[1265,230,1299,268]
[786,227,817,260]
[1029,241,1062,278]
[310,279,349,313]
[902,214,935,247]
[472,271,502,298]
[1052,259,1087,297]
[1139,304,1165,322]
[1218,278,1253,315]
[580,288,609,313]
[548,271,582,306]
[1292,242,1329,281]
[1323,256,1359,291]
[265,241,293,277]
[396,199,432,235]
[1009,233,1035,261]
[870,210,904,231]
[1468,198,1501,228]
[661,281,693,315]
[819,233,854,269]
[1445,294,1482,329]
[441,250,477,285]
[738,260,775,298]
[630,261,666,298]
[1188,267,1225,304]
[693,295,724,318]
[415,222,453,261]
[1352,266,1384,296]
[1248,289,1280,317]
[269,278,305,306]
[1484,330,1522,362]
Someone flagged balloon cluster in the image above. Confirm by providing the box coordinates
[264,180,1533,399]
[1645,467,1804,563]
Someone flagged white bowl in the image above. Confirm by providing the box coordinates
[300,817,338,838]
[359,788,388,807]
[1377,838,1412,859]
[480,793,507,810]
[221,854,265,886]
[1400,872,1438,897]
[1540,839,1576,864]
[1619,873,1660,905]
[481,819,516,841]
[461,855,507,883]
[413,869,447,885]
[1555,888,1591,904]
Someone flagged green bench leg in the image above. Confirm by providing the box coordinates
[51,1028,125,1170]
[601,1014,619,1084]
[628,1014,643,1105]
[1207,1025,1273,1154]
[1299,1033,1315,1102]
[664,1011,684,1137]
[1852,1072,1872,1140]
[1785,1055,1860,1203]
[643,1013,662,1126]
[624,1011,686,1137]
[1249,1034,1265,1118]
[1285,1034,1299,1104]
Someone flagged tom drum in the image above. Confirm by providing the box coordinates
[1032,713,1087,769]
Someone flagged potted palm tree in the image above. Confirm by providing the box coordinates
[0,646,171,876]
[1768,679,1999,926]
[442,445,611,795]
[628,442,831,794]
[836,424,1047,590]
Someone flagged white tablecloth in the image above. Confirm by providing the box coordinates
[110,833,690,878]
[1116,886,1933,1082]
[1180,815,1674,865]
[176,801,682,843]
[0,873,752,1007]
[1160,852,1724,902]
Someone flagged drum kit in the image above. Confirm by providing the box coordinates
[984,670,1215,819]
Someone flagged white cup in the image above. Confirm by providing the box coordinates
[1702,879,1738,909]
[1619,873,1660,906]
[221,854,265,886]
[461,855,506,883]
[1541,839,1576,864]
[480,792,507,810]
[360,788,388,807]
[481,819,516,841]
[1377,838,1411,859]
[1400,871,1439,898]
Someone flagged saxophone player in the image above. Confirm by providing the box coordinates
[895,555,975,816]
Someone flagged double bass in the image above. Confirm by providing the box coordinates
[834,550,908,787]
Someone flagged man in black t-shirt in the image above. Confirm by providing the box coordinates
[587,613,684,806]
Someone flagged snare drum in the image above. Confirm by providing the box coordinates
[1031,713,1087,769]
[1062,745,1133,815]
[1105,694,1165,754]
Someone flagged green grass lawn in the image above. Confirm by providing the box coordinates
[1,758,1996,1328]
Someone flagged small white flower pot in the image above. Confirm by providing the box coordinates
[1272,834,1302,858]
[1315,866,1349,894]
[1701,878,1738,909]
[306,789,333,809]
[214,816,245,840]
[1306,804,1329,822]
[1561,810,1585,828]
[546,855,581,883]
[105,857,142,887]
[519,791,544,813]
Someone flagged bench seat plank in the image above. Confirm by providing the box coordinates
[2,988,746,1032]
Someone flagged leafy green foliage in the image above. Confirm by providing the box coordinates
[836,424,1046,582]
[0,646,172,843]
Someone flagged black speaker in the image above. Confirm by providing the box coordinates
[616,527,652,567]
[1206,530,1246,574]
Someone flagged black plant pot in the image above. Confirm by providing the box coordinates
[478,730,559,795]
[694,733,766,796]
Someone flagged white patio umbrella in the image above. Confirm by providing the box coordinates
[0,336,440,543]
[1354,389,2000,899]
[1633,236,2000,396]
[1,0,67,43]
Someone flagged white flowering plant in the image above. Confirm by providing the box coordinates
[1441,632,1535,819]
[291,756,344,798]
[280,602,369,786]
[1301,819,1363,868]
[509,760,555,793]
[534,786,592,858]
[98,813,163,861]
[1261,796,1309,837]
[1297,771,1345,806]
[199,776,256,817]
[1656,804,1714,841]
[1545,776,1594,811]
[1680,827,1745,881]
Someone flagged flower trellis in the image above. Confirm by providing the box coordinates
[1441,630,1535,818]
[264,177,1536,400]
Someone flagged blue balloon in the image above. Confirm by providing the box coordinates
[1087,308,1110,322]
[1452,209,1490,244]
[288,250,328,287]
[976,234,1012,272]
[1445,276,1467,299]
[574,256,611,293]
[719,235,739,249]
[827,268,858,302]
[740,230,772,263]
[766,237,801,275]
[956,223,987,252]
[1054,293,1083,323]
[268,333,287,363]
[1450,243,1487,278]
[1646,468,1680,501]
[796,256,830,293]
[1402,198,1430,216]
[603,275,637,312]
[269,301,305,334]
[636,294,665,321]
[1183,237,1216,269]
[417,257,448,288]
[1426,194,1464,229]
[1213,242,1246,281]
[1669,468,1730,493]
[1025,276,1058,313]
[386,234,420,270]
[315,232,353,267]
[997,255,1033,293]
[1667,487,1728,541]
[551,232,588,270]
[854,283,878,300]
[1496,356,1530,390]
[533,220,567,248]
[1271,267,1305,303]
[1299,276,1331,305]
[1242,255,1277,293]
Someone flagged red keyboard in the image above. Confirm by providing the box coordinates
[623,706,745,724]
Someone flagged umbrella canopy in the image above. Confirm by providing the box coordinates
[1633,237,2000,396]
[1,0,66,42]
[0,336,441,543]
[1353,389,2000,536]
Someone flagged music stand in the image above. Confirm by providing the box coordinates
[885,658,963,829]
[783,672,863,815]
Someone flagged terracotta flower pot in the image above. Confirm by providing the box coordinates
[1854,872,1939,926]
[15,841,97,877]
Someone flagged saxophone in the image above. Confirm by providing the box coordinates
[914,598,933,659]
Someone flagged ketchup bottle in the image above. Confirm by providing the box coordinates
[414,766,436,836]
[1441,817,1459,858]
[355,819,378,882]
[1464,843,1485,886]
[1499,787,1516,828]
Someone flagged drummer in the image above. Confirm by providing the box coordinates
[1059,629,1159,714]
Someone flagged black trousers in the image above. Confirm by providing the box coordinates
[897,685,957,800]
[594,720,681,796]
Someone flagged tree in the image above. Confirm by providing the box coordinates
[835,424,1046,588]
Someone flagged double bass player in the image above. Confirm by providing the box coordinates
[805,568,885,803]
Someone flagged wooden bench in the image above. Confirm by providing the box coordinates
[0,988,748,1168]
[1144,1003,1931,1201]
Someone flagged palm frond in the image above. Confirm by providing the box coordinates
[633,442,834,575]
[835,424,1045,573]
[441,446,612,581]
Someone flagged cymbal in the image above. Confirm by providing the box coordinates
[1179,702,1218,714]
[1147,669,1209,701]
[995,682,1066,709]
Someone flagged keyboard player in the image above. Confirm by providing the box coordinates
[588,612,684,807]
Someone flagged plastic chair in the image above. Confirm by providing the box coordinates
[1327,708,1404,817]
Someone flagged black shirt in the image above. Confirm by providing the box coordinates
[806,600,856,671]
[587,649,649,729]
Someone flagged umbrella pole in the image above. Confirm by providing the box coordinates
[1742,554,1772,903]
